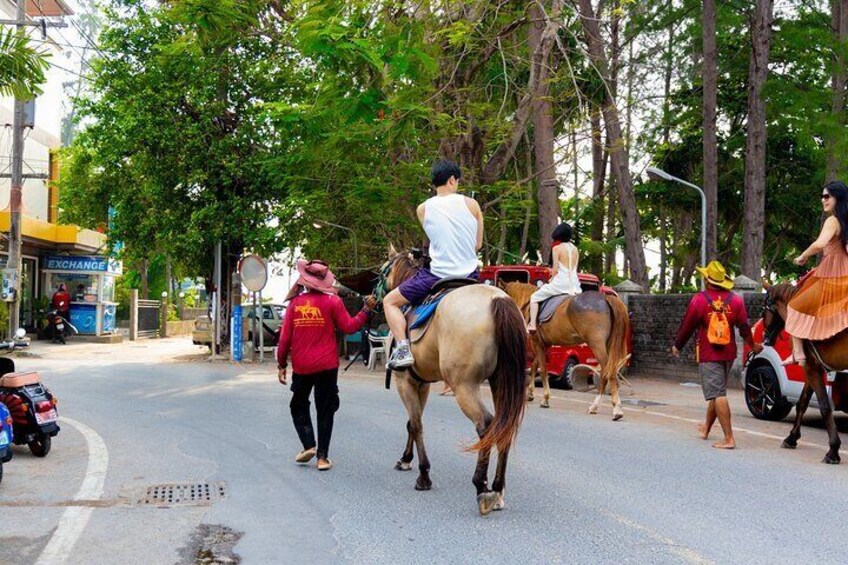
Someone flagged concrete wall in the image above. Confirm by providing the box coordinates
[166,320,194,336]
[627,292,765,381]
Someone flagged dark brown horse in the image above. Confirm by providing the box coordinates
[501,282,631,419]
[376,249,528,515]
[762,282,846,464]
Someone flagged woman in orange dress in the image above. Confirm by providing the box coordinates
[784,180,848,365]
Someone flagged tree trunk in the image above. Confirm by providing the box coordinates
[588,110,607,275]
[659,206,667,292]
[741,0,774,279]
[529,1,559,263]
[140,258,149,300]
[575,0,649,289]
[827,0,848,182]
[703,0,719,260]
[572,129,580,220]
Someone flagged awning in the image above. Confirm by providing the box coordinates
[0,211,107,253]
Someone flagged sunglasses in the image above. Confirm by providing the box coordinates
[822,193,832,200]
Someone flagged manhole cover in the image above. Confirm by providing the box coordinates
[138,482,226,507]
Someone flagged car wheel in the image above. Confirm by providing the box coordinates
[745,364,792,421]
[28,433,51,457]
[553,358,577,390]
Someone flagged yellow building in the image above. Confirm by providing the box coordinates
[1,0,113,331]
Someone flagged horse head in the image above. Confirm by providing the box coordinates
[761,280,796,346]
[373,247,423,306]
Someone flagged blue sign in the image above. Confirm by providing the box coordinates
[44,255,123,275]
[232,305,243,362]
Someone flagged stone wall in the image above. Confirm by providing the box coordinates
[627,292,765,381]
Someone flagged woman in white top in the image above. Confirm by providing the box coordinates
[528,223,582,333]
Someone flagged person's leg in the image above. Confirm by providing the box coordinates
[385,270,437,369]
[290,373,317,457]
[384,288,410,343]
[314,369,340,464]
[712,362,735,449]
[699,399,716,440]
[528,301,539,333]
[782,336,806,366]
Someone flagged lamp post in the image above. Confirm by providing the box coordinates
[312,220,359,270]
[645,166,707,290]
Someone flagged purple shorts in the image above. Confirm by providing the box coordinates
[398,269,478,304]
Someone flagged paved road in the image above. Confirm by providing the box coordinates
[1,339,846,564]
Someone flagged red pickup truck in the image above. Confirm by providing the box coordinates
[479,265,628,388]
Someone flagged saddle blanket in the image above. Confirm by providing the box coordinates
[538,294,574,324]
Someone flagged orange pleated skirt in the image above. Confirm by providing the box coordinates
[786,238,848,341]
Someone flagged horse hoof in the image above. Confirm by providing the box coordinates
[493,492,506,511]
[612,413,624,421]
[477,492,499,516]
[415,478,432,490]
[395,461,412,471]
[588,406,598,415]
[540,401,550,409]
[822,454,841,465]
[781,439,797,449]
[526,396,534,403]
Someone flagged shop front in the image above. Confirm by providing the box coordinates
[41,255,122,336]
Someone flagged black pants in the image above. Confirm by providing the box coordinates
[290,369,340,459]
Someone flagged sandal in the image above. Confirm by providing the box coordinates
[317,458,333,471]
[295,447,317,464]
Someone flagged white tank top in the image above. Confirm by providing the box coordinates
[423,193,479,278]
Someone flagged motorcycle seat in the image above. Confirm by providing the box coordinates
[0,372,41,388]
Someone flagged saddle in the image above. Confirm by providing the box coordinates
[405,277,478,343]
[537,294,575,324]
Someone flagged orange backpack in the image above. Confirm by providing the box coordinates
[703,292,732,346]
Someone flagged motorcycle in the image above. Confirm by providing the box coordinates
[0,400,12,484]
[0,330,59,457]
[46,307,77,344]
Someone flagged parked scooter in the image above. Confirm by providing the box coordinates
[0,330,59,457]
[0,400,12,484]
[46,308,77,344]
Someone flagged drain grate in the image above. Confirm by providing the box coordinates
[139,482,227,507]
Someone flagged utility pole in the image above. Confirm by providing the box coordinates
[3,2,68,335]
[7,0,28,337]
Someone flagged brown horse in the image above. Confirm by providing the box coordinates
[762,282,847,464]
[376,249,528,515]
[501,282,631,419]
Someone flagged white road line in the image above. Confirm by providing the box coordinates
[35,417,109,565]
[600,509,714,565]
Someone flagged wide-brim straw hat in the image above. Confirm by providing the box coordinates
[294,259,338,295]
[695,260,734,290]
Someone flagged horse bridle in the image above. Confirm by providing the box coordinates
[761,290,784,347]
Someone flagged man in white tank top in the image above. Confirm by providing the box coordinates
[384,159,484,370]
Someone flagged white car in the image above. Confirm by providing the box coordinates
[742,320,847,420]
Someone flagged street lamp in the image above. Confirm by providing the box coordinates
[312,220,359,270]
[645,166,707,290]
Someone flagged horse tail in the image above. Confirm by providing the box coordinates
[603,295,630,383]
[469,296,527,453]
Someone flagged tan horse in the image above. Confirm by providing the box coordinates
[501,282,631,419]
[762,282,847,464]
[377,249,528,515]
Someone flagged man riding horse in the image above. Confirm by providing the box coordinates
[383,159,484,370]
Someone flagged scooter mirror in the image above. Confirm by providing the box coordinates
[14,328,26,339]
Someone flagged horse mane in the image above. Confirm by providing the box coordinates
[502,282,537,310]
[389,252,420,289]
[770,282,799,305]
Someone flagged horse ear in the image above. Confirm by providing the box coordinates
[761,278,771,290]
[388,243,398,258]
[496,279,507,291]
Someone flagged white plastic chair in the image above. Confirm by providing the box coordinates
[367,331,392,371]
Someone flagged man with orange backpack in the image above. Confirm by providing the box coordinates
[672,261,763,449]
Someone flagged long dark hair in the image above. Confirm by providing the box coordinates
[824,180,848,247]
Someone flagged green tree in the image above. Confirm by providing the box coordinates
[0,28,49,98]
